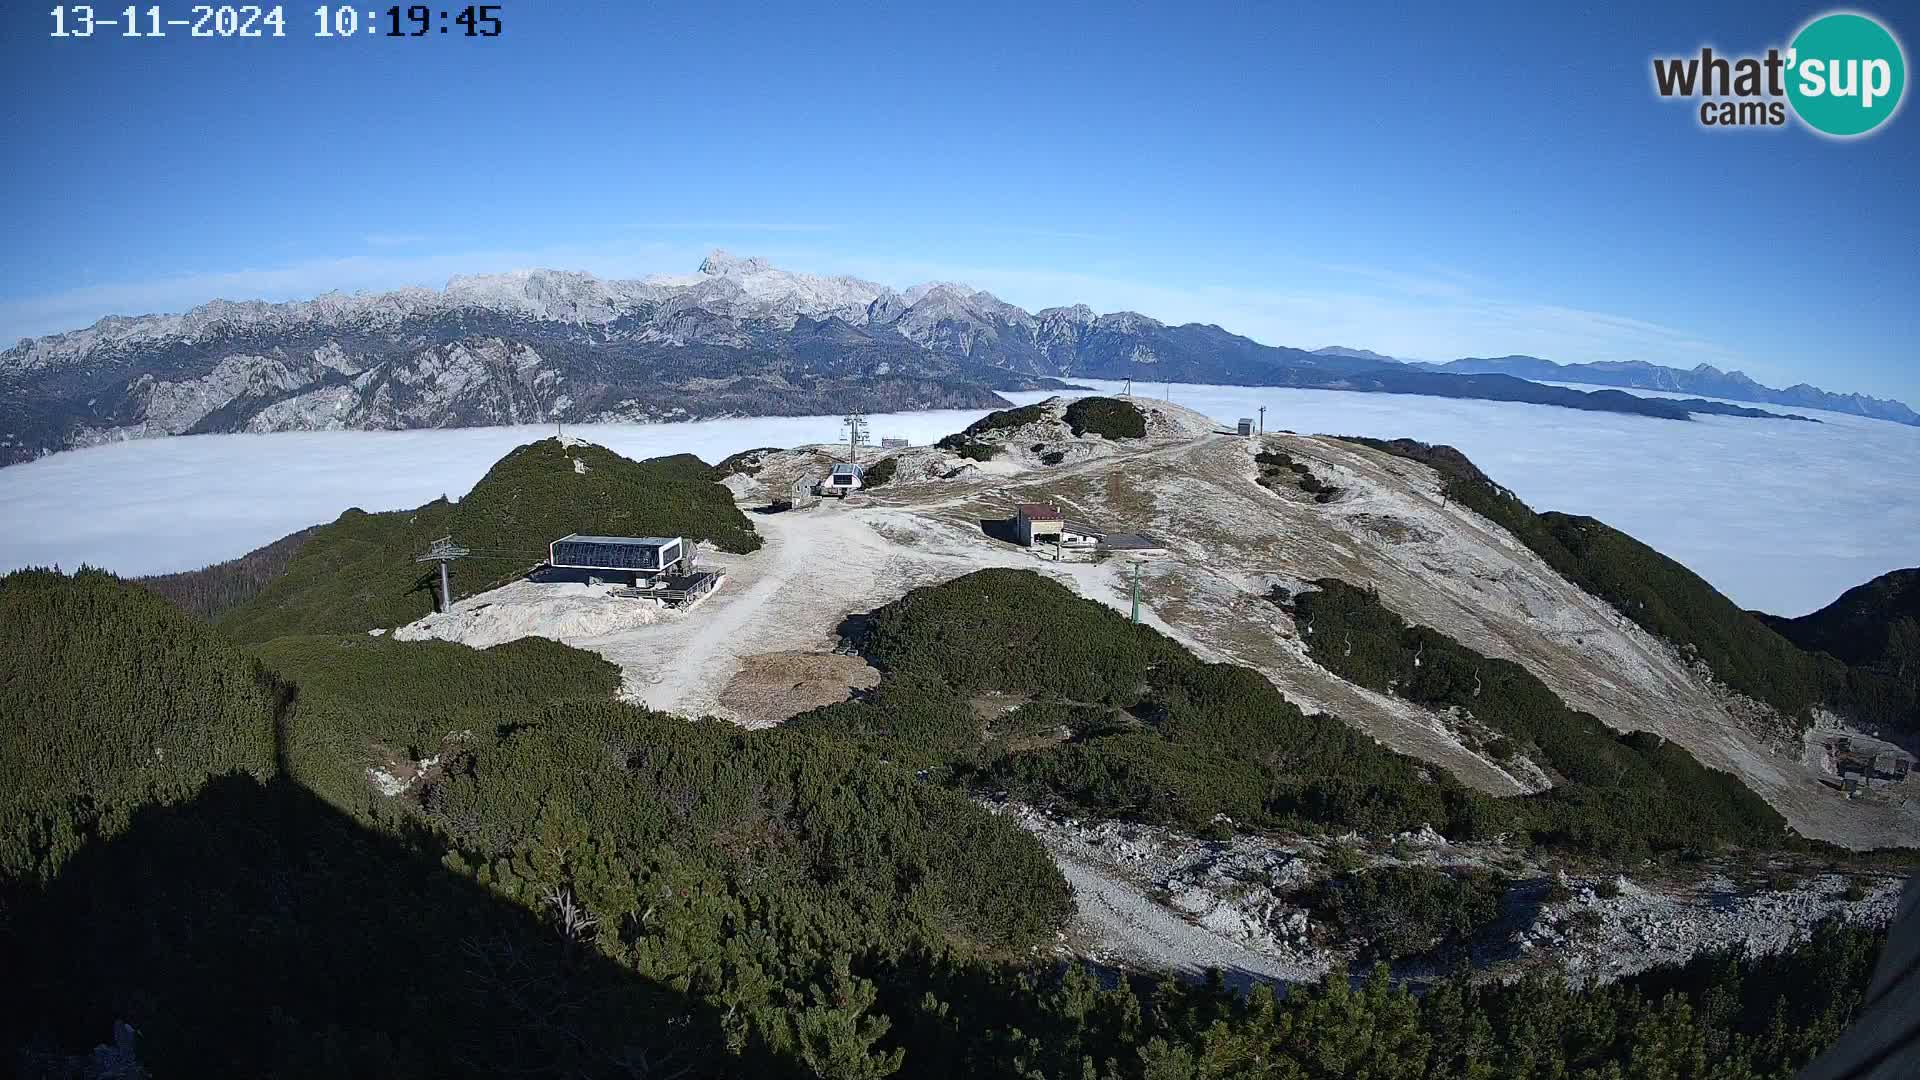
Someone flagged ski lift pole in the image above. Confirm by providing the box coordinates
[414,536,471,613]
[1131,561,1141,625]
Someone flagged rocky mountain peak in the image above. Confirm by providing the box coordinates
[1095,310,1163,333]
[903,281,982,304]
[698,249,772,277]
[865,290,910,324]
[1036,304,1097,327]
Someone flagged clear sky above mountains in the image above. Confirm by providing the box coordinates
[1,0,1913,401]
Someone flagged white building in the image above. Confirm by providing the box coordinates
[1015,503,1065,546]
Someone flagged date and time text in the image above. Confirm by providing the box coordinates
[48,4,503,38]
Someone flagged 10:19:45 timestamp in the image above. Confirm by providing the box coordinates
[318,5,502,37]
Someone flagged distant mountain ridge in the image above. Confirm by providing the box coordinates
[1313,345,1401,363]
[0,251,1876,465]
[1415,355,1919,426]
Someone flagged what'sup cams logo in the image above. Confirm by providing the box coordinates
[1653,10,1906,137]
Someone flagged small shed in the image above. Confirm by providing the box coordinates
[1015,502,1065,547]
[1237,417,1255,436]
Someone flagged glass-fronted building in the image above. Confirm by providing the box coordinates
[548,534,685,574]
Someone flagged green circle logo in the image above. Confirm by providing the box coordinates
[1787,12,1907,136]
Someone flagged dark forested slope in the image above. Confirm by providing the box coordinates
[1761,569,1920,742]
[2,569,1073,1076]
[214,439,757,641]
[252,632,622,822]
[0,568,280,888]
[136,524,322,620]
[1761,568,1920,671]
[0,565,1901,1078]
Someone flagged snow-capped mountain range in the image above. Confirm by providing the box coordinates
[0,250,1339,465]
[1,251,1912,466]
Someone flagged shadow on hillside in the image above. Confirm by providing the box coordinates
[407,568,445,608]
[526,564,619,585]
[1,775,730,1078]
[834,612,878,661]
[977,518,1021,546]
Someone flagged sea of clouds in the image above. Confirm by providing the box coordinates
[1,383,1913,616]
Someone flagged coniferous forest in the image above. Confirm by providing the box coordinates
[0,561,1897,1078]
[0,441,1907,1078]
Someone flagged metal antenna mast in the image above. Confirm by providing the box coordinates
[414,535,471,613]
[842,408,869,464]
[1257,406,1266,434]
[1120,377,1133,397]
[1130,561,1142,625]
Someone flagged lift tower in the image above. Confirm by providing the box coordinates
[842,408,869,464]
[414,536,470,613]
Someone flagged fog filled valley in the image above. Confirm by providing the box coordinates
[4,388,1916,1077]
[4,381,1916,616]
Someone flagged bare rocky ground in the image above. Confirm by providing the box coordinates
[1514,869,1899,985]
[874,400,1920,849]
[719,651,881,728]
[395,579,663,648]
[994,799,1905,990]
[391,396,1915,986]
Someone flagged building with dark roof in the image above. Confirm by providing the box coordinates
[1015,503,1064,546]
[548,534,688,584]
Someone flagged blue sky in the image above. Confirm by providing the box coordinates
[2,0,1915,402]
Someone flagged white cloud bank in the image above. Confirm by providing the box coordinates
[0,388,1912,617]
[0,406,985,573]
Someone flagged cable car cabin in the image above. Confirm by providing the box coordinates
[815,463,863,498]
[548,534,688,585]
